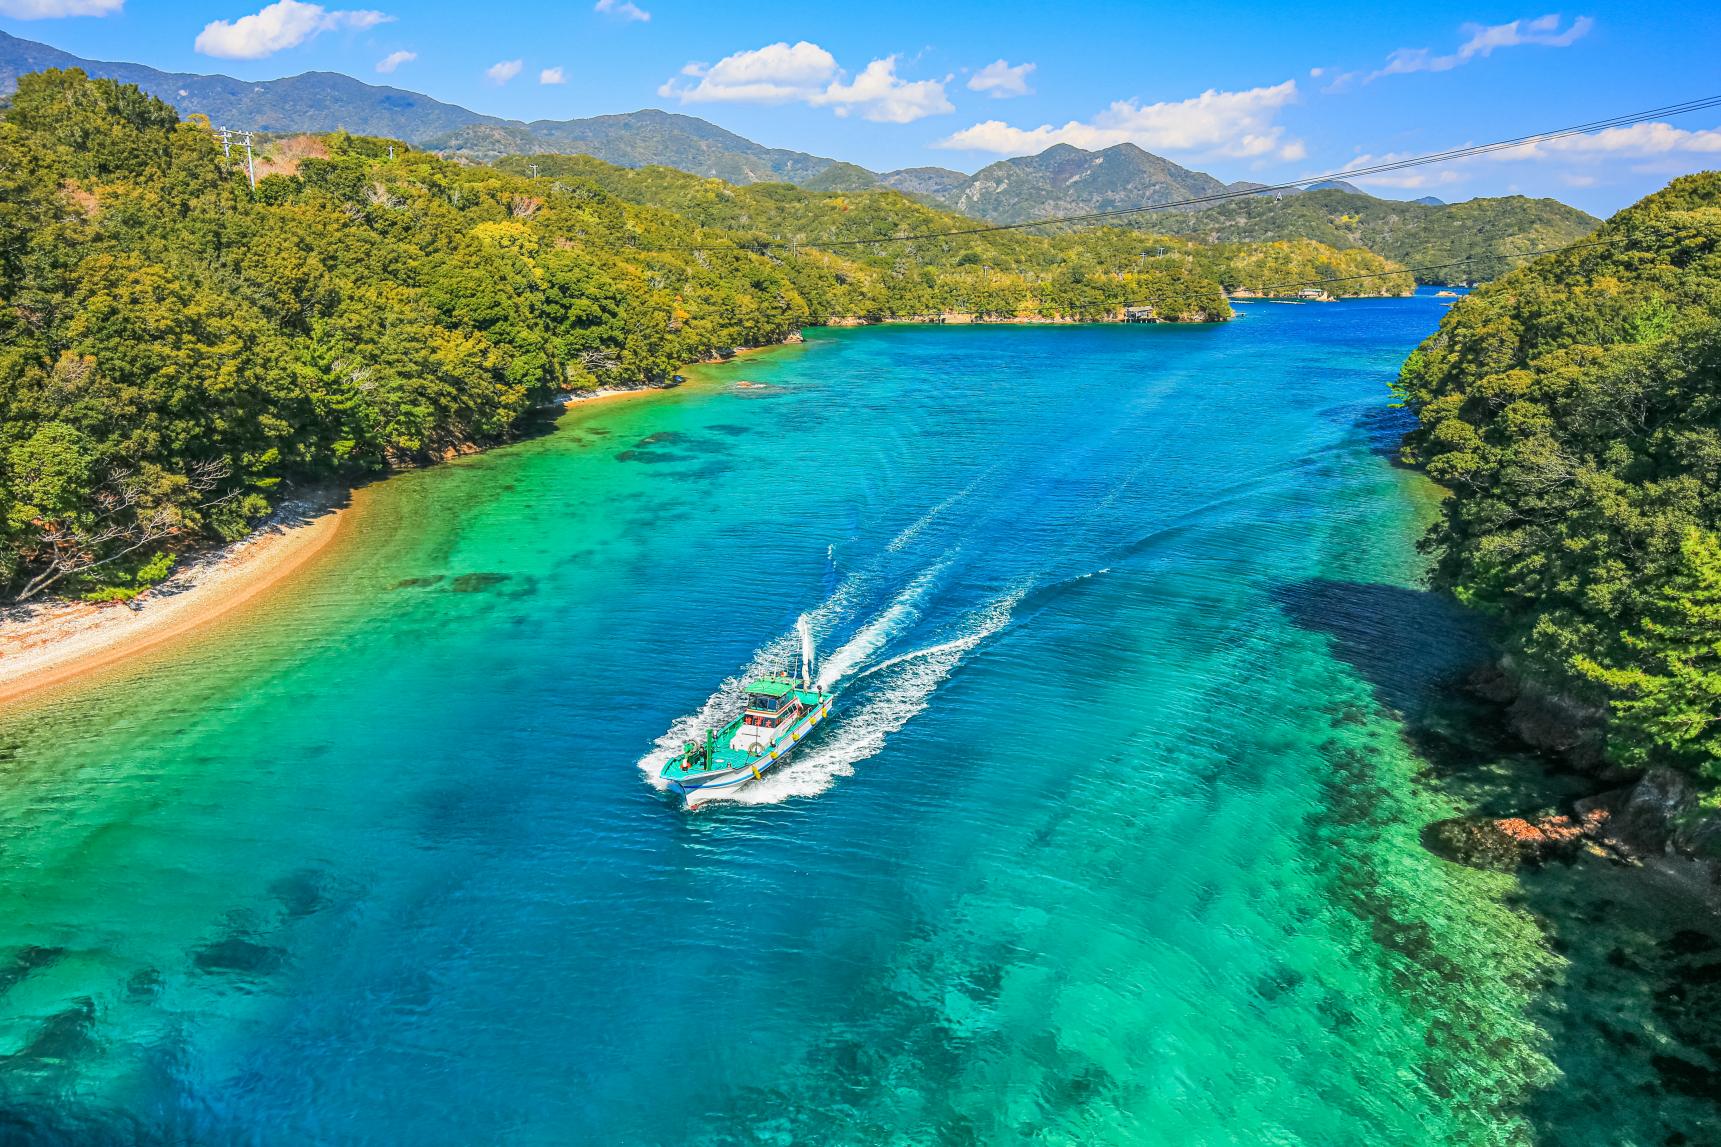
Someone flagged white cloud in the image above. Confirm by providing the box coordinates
[659,41,951,124]
[540,66,566,85]
[1338,120,1721,191]
[195,1,392,60]
[1369,14,1593,80]
[1505,121,1721,159]
[938,80,1304,160]
[0,0,123,16]
[968,59,1034,98]
[661,41,837,104]
[1340,154,1469,189]
[813,56,953,123]
[594,0,649,21]
[375,49,415,73]
[486,58,524,84]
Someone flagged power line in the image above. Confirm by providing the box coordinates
[824,234,1636,320]
[1234,234,1634,296]
[640,94,1721,254]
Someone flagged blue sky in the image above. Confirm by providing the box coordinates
[3,0,1718,213]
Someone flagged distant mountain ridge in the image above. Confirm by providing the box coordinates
[932,143,1228,224]
[0,28,1438,211]
[1143,186,1599,284]
[0,29,854,184]
[0,30,501,140]
[0,28,1599,281]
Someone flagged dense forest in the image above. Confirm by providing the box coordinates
[0,71,1416,603]
[1152,187,1600,285]
[495,154,1414,302]
[1395,172,1721,787]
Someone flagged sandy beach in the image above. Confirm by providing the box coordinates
[0,497,349,708]
[0,367,736,710]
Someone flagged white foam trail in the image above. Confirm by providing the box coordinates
[851,633,976,681]
[696,587,1025,808]
[637,574,864,788]
[886,471,990,553]
[816,559,948,689]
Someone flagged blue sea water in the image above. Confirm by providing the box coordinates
[0,295,1563,1144]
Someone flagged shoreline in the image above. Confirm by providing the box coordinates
[0,495,350,708]
[0,377,699,710]
[0,312,1228,708]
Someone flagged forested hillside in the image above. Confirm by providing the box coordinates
[13,70,1354,602]
[1395,172,1721,784]
[928,143,1227,225]
[1157,187,1599,284]
[496,154,1413,301]
[0,30,849,181]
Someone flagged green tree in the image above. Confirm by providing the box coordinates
[1577,529,1721,780]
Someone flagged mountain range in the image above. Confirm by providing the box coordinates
[0,29,862,184]
[0,27,1596,267]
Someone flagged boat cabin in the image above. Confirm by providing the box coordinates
[731,677,803,753]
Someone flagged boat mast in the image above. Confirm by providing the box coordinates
[797,615,814,691]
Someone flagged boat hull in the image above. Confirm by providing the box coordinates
[669,699,833,809]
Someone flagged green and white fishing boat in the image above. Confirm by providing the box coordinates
[660,621,834,809]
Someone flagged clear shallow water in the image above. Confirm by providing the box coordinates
[0,298,1562,1144]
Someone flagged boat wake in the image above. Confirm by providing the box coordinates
[635,572,868,791]
[885,470,991,553]
[639,486,1026,809]
[815,558,950,689]
[680,586,1024,809]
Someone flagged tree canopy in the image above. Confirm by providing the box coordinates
[0,69,1410,602]
[1395,171,1721,786]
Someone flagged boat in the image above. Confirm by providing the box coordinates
[660,620,834,809]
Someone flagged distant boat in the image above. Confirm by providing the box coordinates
[659,620,834,808]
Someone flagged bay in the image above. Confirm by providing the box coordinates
[0,296,1558,1144]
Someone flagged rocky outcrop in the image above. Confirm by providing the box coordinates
[1466,658,1613,773]
[1592,769,1721,864]
[1456,659,1721,883]
[1426,769,1721,898]
[1505,679,1611,773]
[1424,808,1622,871]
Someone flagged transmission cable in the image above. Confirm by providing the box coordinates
[1233,234,1637,296]
[629,95,1721,254]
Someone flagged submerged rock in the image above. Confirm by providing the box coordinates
[1423,817,1528,871]
[447,572,510,593]
[1423,808,1619,870]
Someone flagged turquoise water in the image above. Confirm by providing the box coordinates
[0,297,1561,1144]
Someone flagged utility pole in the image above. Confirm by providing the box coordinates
[217,127,257,190]
[528,163,540,179]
